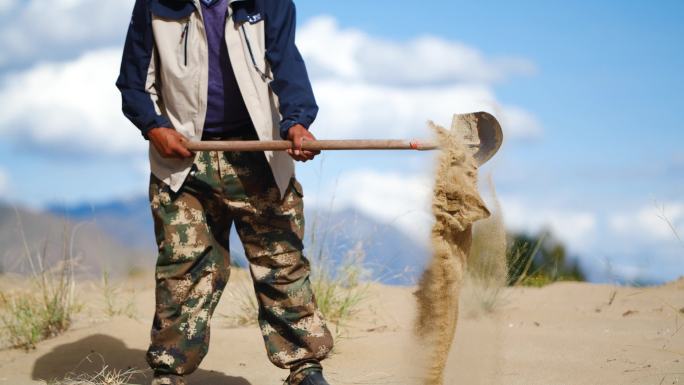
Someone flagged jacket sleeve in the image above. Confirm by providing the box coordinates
[116,0,172,140]
[264,0,319,139]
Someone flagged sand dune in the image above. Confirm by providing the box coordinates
[0,272,682,385]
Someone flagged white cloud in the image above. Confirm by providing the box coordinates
[312,80,542,140]
[0,48,146,155]
[0,0,131,66]
[311,170,434,245]
[0,0,17,12]
[298,17,536,86]
[609,202,684,243]
[300,16,542,140]
[498,195,599,254]
[496,106,543,139]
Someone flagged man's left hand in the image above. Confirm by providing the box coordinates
[287,124,320,162]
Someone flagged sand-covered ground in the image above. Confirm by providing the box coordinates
[0,271,682,385]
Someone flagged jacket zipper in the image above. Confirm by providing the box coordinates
[182,20,190,66]
[241,25,271,81]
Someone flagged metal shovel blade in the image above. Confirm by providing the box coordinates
[451,111,504,166]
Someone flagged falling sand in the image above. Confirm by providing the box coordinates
[413,120,491,385]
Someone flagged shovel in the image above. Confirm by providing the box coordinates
[185,111,504,166]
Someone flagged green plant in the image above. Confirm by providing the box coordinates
[516,274,555,288]
[0,208,80,350]
[0,291,45,348]
[0,259,78,349]
[506,232,547,286]
[507,231,586,287]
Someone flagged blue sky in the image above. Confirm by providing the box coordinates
[0,0,682,283]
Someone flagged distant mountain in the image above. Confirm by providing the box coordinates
[0,204,150,277]
[48,198,155,251]
[305,208,428,285]
[47,197,429,285]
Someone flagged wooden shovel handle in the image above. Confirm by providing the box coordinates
[185,139,439,152]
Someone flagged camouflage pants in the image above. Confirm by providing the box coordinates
[146,149,333,383]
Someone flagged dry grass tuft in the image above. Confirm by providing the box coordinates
[100,271,136,319]
[0,208,80,350]
[41,354,145,385]
[221,246,369,333]
[655,202,684,249]
[221,270,259,327]
[310,241,369,330]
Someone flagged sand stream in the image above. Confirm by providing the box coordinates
[413,121,491,385]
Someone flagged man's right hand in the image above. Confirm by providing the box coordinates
[148,127,194,159]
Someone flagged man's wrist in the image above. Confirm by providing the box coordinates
[280,119,310,139]
[144,126,173,140]
[142,116,173,140]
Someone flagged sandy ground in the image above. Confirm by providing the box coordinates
[0,271,682,385]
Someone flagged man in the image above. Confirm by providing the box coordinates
[115,0,333,384]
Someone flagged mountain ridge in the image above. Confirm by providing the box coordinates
[40,197,429,285]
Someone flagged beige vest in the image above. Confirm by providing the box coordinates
[147,0,294,197]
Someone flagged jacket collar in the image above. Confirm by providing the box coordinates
[180,0,254,24]
[229,0,258,24]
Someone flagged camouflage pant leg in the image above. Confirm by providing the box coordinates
[146,151,232,376]
[146,149,333,380]
[219,150,334,374]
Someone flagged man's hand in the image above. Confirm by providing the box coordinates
[287,124,319,162]
[148,127,194,159]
